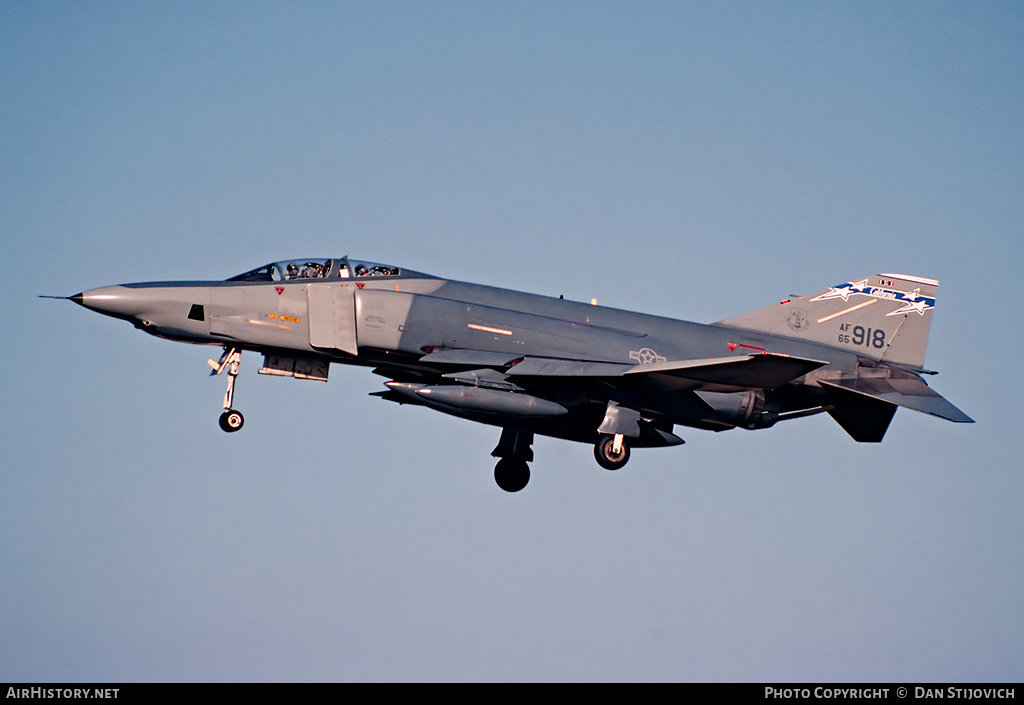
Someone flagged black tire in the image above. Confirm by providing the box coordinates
[494,458,530,492]
[594,435,630,470]
[219,409,244,433]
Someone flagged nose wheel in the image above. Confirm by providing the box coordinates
[209,347,244,433]
[219,409,244,432]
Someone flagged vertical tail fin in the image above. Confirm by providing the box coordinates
[717,274,939,369]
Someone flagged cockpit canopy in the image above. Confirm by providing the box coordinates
[227,257,401,282]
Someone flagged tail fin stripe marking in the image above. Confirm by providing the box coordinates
[817,299,876,324]
[811,281,936,313]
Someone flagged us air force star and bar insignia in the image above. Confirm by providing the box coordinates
[811,280,935,316]
[630,347,667,365]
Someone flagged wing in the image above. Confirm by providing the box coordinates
[419,348,827,391]
[505,352,828,391]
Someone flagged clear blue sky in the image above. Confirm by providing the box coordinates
[2,1,1022,682]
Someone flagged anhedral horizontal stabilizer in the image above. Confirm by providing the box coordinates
[820,370,973,442]
[819,377,973,423]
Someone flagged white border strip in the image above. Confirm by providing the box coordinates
[879,273,939,286]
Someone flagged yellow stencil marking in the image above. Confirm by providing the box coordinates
[268,313,299,323]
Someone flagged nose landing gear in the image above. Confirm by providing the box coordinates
[219,408,244,432]
[209,347,244,432]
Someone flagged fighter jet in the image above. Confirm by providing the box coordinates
[59,257,972,491]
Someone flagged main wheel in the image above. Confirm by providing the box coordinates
[219,409,244,433]
[494,458,530,492]
[594,435,630,470]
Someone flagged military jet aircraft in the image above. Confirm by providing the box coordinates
[60,257,972,491]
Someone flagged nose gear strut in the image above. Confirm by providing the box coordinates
[208,347,244,432]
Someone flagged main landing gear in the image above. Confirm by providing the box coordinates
[594,433,630,470]
[489,429,634,491]
[209,347,244,433]
[494,458,530,493]
[491,428,533,492]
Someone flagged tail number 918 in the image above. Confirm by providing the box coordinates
[838,325,886,349]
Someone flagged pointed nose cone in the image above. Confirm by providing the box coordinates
[71,286,144,320]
